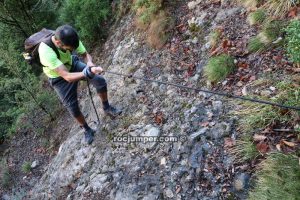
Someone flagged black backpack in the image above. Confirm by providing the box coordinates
[23,28,60,65]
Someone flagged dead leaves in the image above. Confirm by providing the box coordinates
[288,7,299,18]
[253,134,267,142]
[256,142,269,154]
[154,111,164,125]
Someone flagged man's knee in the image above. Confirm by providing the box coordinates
[91,75,107,93]
[66,102,81,118]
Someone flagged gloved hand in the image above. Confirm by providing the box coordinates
[83,66,95,79]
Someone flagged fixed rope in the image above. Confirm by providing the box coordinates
[103,70,300,112]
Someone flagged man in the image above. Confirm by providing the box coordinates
[38,25,122,144]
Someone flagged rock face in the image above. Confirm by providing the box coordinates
[29,2,244,199]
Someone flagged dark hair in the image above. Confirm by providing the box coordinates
[55,25,79,49]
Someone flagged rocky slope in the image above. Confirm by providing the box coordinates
[29,1,252,199]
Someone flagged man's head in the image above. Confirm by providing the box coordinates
[54,25,79,52]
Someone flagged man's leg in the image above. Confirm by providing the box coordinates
[71,55,122,117]
[49,77,95,144]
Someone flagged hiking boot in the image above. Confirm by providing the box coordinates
[84,128,95,145]
[104,105,122,118]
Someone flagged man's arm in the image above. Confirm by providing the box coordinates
[54,64,85,82]
[82,52,95,67]
[54,64,103,83]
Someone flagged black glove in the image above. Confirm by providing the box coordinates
[83,66,95,79]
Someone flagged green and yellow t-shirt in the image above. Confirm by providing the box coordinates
[38,40,86,78]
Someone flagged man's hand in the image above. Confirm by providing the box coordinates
[91,66,104,74]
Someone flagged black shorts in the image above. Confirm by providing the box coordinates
[48,55,107,117]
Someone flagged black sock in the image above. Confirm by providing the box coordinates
[81,122,91,131]
[102,100,110,110]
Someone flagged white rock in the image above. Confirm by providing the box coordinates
[242,86,248,96]
[160,157,166,165]
[31,160,39,169]
[269,86,276,91]
[165,188,174,198]
[189,128,208,140]
[187,0,201,10]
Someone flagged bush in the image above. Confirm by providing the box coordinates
[204,54,235,83]
[249,153,300,200]
[0,158,11,188]
[113,0,132,21]
[147,11,173,49]
[59,0,111,43]
[247,9,266,26]
[286,20,300,64]
[133,0,163,28]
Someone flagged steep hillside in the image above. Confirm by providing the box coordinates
[1,0,299,199]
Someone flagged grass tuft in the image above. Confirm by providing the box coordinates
[263,0,298,18]
[209,29,222,49]
[21,161,31,173]
[249,153,300,200]
[248,36,266,52]
[0,158,11,188]
[229,134,260,162]
[258,20,285,44]
[133,0,163,29]
[147,11,173,49]
[234,81,300,133]
[247,9,267,26]
[204,54,236,83]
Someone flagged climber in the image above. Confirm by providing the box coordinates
[38,25,122,144]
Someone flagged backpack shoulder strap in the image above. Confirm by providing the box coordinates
[43,36,60,59]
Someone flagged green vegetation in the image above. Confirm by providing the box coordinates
[133,0,163,26]
[235,81,299,132]
[209,29,222,49]
[204,54,236,83]
[258,20,285,44]
[59,0,111,43]
[249,153,300,200]
[133,0,173,49]
[286,20,300,64]
[238,0,263,8]
[248,36,266,52]
[147,11,173,49]
[247,9,267,26]
[229,134,260,162]
[0,158,11,188]
[264,0,299,18]
[21,161,31,173]
[0,0,112,140]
